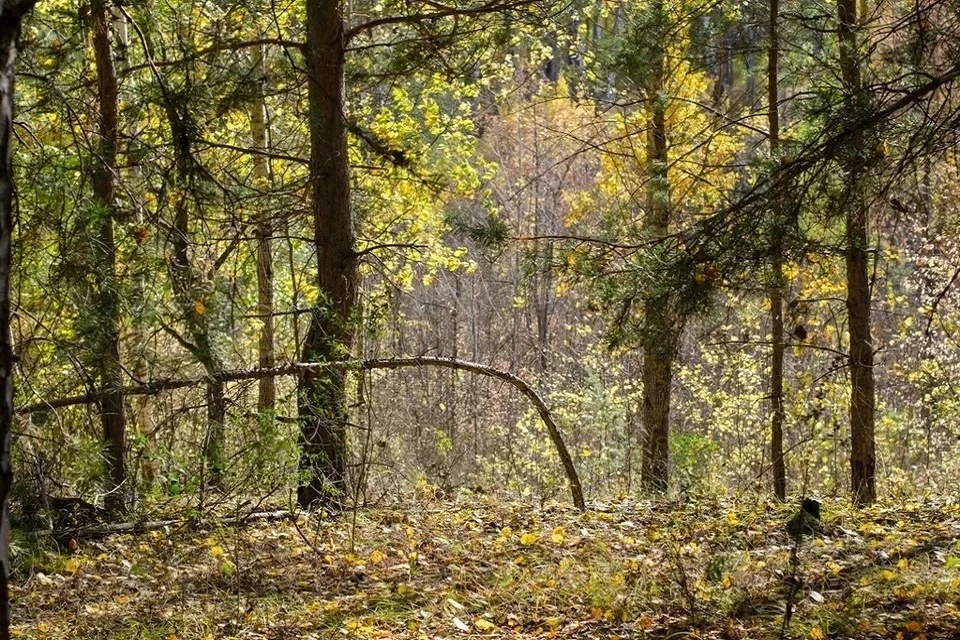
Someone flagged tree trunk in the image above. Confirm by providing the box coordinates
[641,49,672,493]
[768,0,787,502]
[91,0,127,515]
[248,45,276,417]
[169,170,227,488]
[204,378,226,483]
[837,0,877,505]
[0,3,35,635]
[298,0,358,509]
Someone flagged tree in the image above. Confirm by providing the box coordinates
[248,44,276,418]
[296,0,357,508]
[297,0,538,508]
[638,0,673,493]
[836,0,877,505]
[596,0,739,492]
[90,0,127,515]
[767,0,787,501]
[0,1,39,635]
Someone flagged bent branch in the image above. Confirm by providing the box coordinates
[18,357,586,510]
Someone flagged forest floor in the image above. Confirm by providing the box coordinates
[9,493,960,639]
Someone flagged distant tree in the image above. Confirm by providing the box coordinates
[598,0,738,492]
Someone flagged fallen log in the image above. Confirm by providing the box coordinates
[39,509,293,540]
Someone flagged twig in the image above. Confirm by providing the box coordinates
[36,509,293,540]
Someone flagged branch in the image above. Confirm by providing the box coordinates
[344,0,537,43]
[41,510,293,541]
[121,39,305,77]
[17,357,585,511]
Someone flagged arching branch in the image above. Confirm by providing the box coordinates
[17,357,586,510]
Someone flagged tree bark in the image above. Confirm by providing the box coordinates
[91,0,127,515]
[768,0,787,502]
[0,2,36,635]
[248,45,276,416]
[837,0,877,505]
[298,0,358,509]
[641,40,672,494]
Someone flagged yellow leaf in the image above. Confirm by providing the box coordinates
[396,583,414,597]
[194,300,207,316]
[209,545,225,559]
[474,618,496,631]
[881,569,897,582]
[551,527,565,544]
[722,575,733,589]
[519,532,537,546]
[810,628,825,640]
[369,549,386,564]
[64,558,79,574]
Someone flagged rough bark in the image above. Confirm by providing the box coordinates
[248,45,276,416]
[768,0,787,502]
[0,2,36,635]
[298,0,358,509]
[640,48,673,494]
[837,0,877,505]
[91,0,127,515]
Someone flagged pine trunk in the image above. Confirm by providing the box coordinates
[641,63,672,494]
[837,0,877,505]
[169,172,227,488]
[91,0,127,514]
[768,0,787,501]
[298,0,358,509]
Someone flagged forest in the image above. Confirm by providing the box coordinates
[0,0,959,637]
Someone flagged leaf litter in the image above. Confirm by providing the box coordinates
[10,495,960,639]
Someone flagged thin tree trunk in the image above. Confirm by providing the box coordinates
[248,45,276,416]
[205,378,226,483]
[641,38,672,493]
[91,0,127,515]
[0,3,36,635]
[298,0,358,509]
[169,162,227,488]
[768,0,787,502]
[114,7,159,490]
[837,0,877,505]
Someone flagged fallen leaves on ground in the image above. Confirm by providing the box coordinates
[10,495,960,639]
